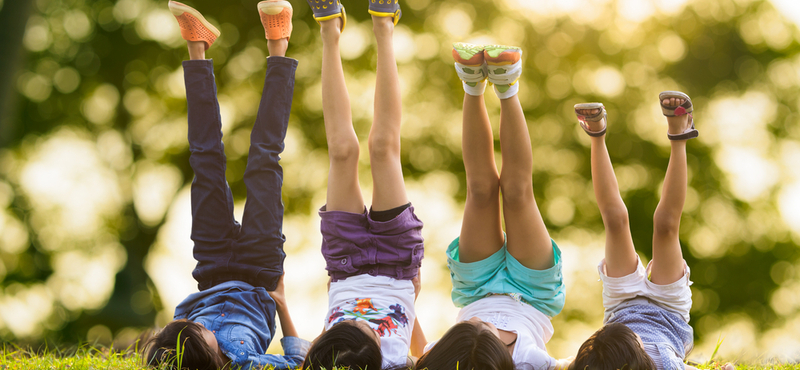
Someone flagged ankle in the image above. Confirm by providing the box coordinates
[267,39,288,57]
[372,16,393,35]
[187,41,206,60]
[669,139,687,150]
[320,18,342,37]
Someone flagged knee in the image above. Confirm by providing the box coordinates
[467,178,500,206]
[653,210,680,237]
[499,179,534,206]
[367,133,400,162]
[328,138,360,164]
[601,207,630,232]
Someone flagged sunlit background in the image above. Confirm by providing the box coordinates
[2,0,800,363]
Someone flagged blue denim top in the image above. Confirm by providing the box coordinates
[174,281,311,369]
[608,304,693,370]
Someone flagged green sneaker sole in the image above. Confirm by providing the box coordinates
[452,42,485,66]
[484,44,521,65]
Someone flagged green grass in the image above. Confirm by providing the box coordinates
[0,344,145,370]
[0,345,798,370]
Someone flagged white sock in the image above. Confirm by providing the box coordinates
[493,82,519,99]
[487,60,522,99]
[463,80,487,96]
[454,62,487,96]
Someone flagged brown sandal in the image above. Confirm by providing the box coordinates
[574,102,607,137]
[659,91,698,141]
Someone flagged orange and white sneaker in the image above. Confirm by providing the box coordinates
[258,0,293,40]
[169,1,220,50]
[483,45,522,99]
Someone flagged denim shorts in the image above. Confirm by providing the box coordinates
[447,237,565,318]
[320,204,424,282]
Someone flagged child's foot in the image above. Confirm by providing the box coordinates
[307,0,346,30]
[575,103,607,137]
[169,1,220,50]
[258,0,293,41]
[452,42,487,96]
[368,0,402,25]
[484,45,522,99]
[659,91,698,140]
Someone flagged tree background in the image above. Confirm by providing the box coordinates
[1,0,800,362]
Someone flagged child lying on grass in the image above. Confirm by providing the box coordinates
[415,43,570,370]
[143,2,308,369]
[570,94,733,370]
[300,0,426,369]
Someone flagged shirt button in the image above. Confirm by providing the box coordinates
[240,341,244,344]
[221,313,225,317]
[369,269,375,274]
[212,331,216,333]
[340,258,347,265]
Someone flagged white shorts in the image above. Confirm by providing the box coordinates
[598,257,693,323]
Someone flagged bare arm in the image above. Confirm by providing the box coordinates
[268,273,299,338]
[409,273,426,358]
[409,318,427,358]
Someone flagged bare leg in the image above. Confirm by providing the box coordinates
[458,94,504,263]
[579,108,638,278]
[650,97,690,284]
[320,18,364,213]
[188,40,205,60]
[499,95,553,270]
[368,16,408,211]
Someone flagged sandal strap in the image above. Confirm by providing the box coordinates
[307,0,346,30]
[574,103,605,122]
[368,0,402,25]
[574,103,607,137]
[582,123,607,137]
[667,115,699,140]
[659,91,693,117]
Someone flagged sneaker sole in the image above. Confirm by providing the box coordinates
[168,1,221,37]
[452,42,484,66]
[484,45,521,66]
[258,0,292,15]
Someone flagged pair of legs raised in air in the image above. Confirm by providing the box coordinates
[318,12,408,217]
[574,95,733,370]
[144,2,308,370]
[456,45,554,273]
[576,93,694,286]
[304,1,425,369]
[415,43,566,370]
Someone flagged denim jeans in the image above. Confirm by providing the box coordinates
[183,57,298,291]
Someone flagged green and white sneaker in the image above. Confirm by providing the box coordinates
[484,44,522,99]
[452,42,488,96]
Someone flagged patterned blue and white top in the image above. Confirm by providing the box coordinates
[608,303,694,370]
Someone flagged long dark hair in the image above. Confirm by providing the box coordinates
[142,319,227,370]
[414,322,514,370]
[303,320,383,370]
[569,323,656,370]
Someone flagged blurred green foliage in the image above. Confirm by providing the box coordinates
[1,0,800,361]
